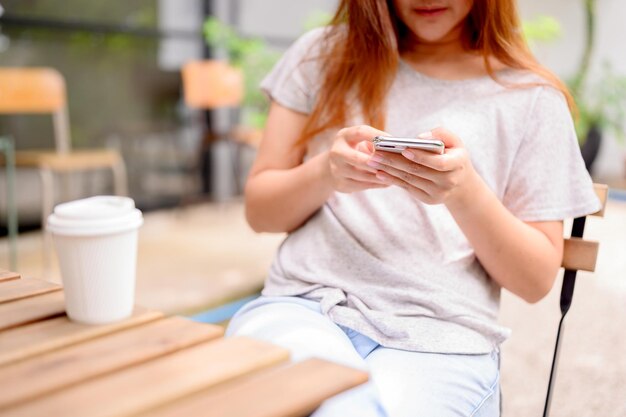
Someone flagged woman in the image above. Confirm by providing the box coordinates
[227,1,600,416]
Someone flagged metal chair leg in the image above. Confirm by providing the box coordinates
[112,160,128,197]
[543,216,587,417]
[0,136,18,270]
[39,167,55,278]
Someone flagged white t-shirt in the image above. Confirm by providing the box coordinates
[259,27,601,354]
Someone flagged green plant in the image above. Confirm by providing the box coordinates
[573,64,626,142]
[568,0,626,143]
[523,5,626,145]
[203,17,279,129]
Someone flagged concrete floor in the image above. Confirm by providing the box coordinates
[1,197,625,417]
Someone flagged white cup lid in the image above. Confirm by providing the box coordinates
[47,196,143,236]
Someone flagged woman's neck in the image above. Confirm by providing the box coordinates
[401,31,470,64]
[400,35,491,80]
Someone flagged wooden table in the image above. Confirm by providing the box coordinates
[0,270,368,417]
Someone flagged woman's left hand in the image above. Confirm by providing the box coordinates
[367,127,479,206]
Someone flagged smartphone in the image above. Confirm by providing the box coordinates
[372,136,445,154]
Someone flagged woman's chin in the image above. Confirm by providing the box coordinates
[415,32,451,44]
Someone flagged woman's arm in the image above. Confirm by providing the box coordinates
[245,102,330,233]
[369,128,562,303]
[445,176,563,303]
[245,102,388,233]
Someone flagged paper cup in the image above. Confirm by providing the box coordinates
[47,196,143,324]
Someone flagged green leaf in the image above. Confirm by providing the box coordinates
[303,11,333,31]
[201,16,280,127]
[522,15,562,46]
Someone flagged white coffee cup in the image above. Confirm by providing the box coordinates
[47,196,143,324]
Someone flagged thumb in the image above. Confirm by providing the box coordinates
[341,125,389,147]
[355,140,375,155]
[419,127,464,149]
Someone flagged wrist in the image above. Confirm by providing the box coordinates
[445,169,489,216]
[311,151,334,196]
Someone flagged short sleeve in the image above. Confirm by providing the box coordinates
[260,27,327,114]
[502,87,602,221]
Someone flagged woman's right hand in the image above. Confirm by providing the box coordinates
[325,125,390,193]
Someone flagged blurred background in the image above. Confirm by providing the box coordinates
[0,1,624,416]
[0,0,338,220]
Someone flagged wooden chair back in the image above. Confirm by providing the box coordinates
[544,183,608,417]
[560,183,607,272]
[181,60,244,109]
[0,68,66,113]
[0,67,71,153]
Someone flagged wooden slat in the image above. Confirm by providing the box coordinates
[0,291,65,331]
[0,270,20,282]
[592,183,608,217]
[144,358,370,417]
[2,337,290,417]
[0,278,61,304]
[562,237,599,272]
[16,150,121,172]
[0,317,223,408]
[0,306,163,366]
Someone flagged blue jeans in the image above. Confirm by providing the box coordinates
[226,296,500,417]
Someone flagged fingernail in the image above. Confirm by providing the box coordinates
[367,160,381,168]
[401,150,414,160]
[371,154,384,163]
[417,131,432,139]
[376,172,390,182]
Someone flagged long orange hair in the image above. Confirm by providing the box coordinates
[300,0,574,143]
